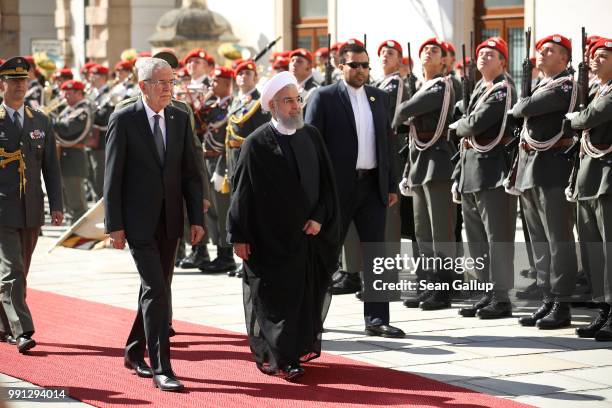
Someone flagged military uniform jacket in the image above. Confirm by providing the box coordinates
[452,74,517,193]
[392,74,456,186]
[512,70,577,191]
[0,105,63,228]
[571,80,612,200]
[198,96,230,178]
[91,84,114,151]
[24,80,44,110]
[299,75,320,109]
[53,99,93,178]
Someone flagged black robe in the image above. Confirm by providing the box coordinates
[227,122,341,373]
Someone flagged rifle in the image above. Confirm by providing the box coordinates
[363,34,367,49]
[325,33,333,85]
[565,27,589,200]
[406,42,417,97]
[460,43,473,117]
[252,36,282,63]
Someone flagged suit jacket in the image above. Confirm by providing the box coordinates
[0,105,63,228]
[305,81,396,207]
[104,98,204,240]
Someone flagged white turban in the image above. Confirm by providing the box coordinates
[260,71,299,112]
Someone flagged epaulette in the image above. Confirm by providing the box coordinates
[24,106,34,118]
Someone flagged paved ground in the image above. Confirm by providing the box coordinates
[1,222,612,408]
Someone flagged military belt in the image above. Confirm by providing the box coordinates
[463,137,513,150]
[0,148,27,197]
[521,138,573,152]
[204,150,222,158]
[227,139,244,149]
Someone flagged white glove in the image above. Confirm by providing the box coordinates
[451,181,461,204]
[503,177,522,196]
[565,112,579,121]
[564,186,577,203]
[448,120,459,130]
[211,172,225,192]
[399,178,412,196]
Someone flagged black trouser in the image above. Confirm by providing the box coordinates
[125,211,178,375]
[339,171,388,326]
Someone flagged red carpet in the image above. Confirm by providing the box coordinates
[0,289,532,407]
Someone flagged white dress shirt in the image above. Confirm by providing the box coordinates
[2,103,25,128]
[142,99,166,148]
[343,80,377,169]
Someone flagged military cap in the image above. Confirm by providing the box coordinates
[401,57,413,67]
[23,55,36,69]
[176,67,190,79]
[476,37,509,61]
[419,38,448,57]
[289,48,313,62]
[153,49,179,69]
[183,48,208,64]
[0,56,31,78]
[114,60,134,72]
[344,38,365,47]
[54,68,74,80]
[272,57,290,70]
[377,40,403,56]
[90,64,109,75]
[234,60,256,76]
[315,47,329,57]
[442,41,456,55]
[81,61,97,75]
[586,35,602,52]
[536,34,572,53]
[330,42,343,52]
[60,79,86,91]
[590,38,612,57]
[138,51,152,58]
[213,66,234,80]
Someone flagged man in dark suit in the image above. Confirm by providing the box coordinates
[104,57,204,391]
[305,43,404,338]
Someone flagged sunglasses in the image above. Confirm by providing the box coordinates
[345,61,370,69]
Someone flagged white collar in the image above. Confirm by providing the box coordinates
[238,87,256,100]
[142,98,165,119]
[383,70,400,79]
[2,103,25,120]
[191,75,208,85]
[271,118,296,135]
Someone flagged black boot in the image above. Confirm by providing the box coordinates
[199,247,237,273]
[576,303,610,338]
[459,291,492,317]
[180,245,211,269]
[515,281,540,300]
[330,272,361,295]
[594,305,612,342]
[518,299,554,327]
[403,269,433,308]
[536,301,571,329]
[420,290,451,311]
[476,291,512,319]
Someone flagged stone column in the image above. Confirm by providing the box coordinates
[55,0,73,66]
[1,0,20,58]
[85,0,131,65]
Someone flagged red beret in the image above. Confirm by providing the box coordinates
[234,60,256,76]
[315,47,329,57]
[587,35,602,51]
[114,60,134,71]
[23,55,35,68]
[138,51,152,58]
[212,66,234,80]
[330,42,342,52]
[183,48,208,64]
[378,40,403,56]
[401,57,413,66]
[476,37,509,61]
[272,57,289,70]
[81,61,97,74]
[176,67,189,78]
[90,64,109,75]
[54,68,74,79]
[419,38,447,57]
[442,41,456,54]
[344,38,365,47]
[60,80,85,91]
[455,57,470,70]
[590,38,612,57]
[289,48,313,62]
[536,34,572,53]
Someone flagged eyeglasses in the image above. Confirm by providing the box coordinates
[345,61,370,69]
[146,79,177,87]
[279,96,303,105]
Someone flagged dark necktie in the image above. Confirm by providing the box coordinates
[13,111,23,134]
[153,114,165,164]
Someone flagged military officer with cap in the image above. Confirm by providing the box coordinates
[393,37,457,311]
[53,79,94,224]
[0,56,63,352]
[289,48,320,109]
[511,34,579,329]
[450,37,518,319]
[569,38,612,342]
[225,60,270,277]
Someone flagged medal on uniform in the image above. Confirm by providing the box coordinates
[30,129,45,139]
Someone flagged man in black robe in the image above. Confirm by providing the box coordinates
[227,72,341,382]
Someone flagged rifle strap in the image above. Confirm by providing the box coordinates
[467,79,513,153]
[409,76,453,151]
[582,82,612,158]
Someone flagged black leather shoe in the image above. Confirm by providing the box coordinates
[515,281,541,300]
[234,264,244,278]
[180,246,211,269]
[403,287,433,308]
[476,292,512,319]
[459,292,492,317]
[16,336,36,353]
[153,374,184,391]
[576,304,610,338]
[0,332,17,345]
[330,272,361,295]
[519,300,553,326]
[355,290,363,300]
[124,357,154,378]
[536,302,571,329]
[282,365,305,382]
[364,324,405,338]
[595,312,612,342]
[199,247,236,273]
[519,267,537,279]
[420,291,451,311]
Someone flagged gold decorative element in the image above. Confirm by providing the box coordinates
[0,106,5,120]
[369,96,375,102]
[0,148,27,197]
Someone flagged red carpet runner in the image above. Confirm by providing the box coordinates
[0,289,531,407]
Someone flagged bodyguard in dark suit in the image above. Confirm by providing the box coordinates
[0,57,63,353]
[305,42,404,338]
[104,57,204,391]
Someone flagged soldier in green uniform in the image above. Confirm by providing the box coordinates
[198,66,236,274]
[0,57,63,352]
[569,38,612,341]
[52,80,93,224]
[511,34,578,329]
[451,38,517,318]
[393,38,457,311]
[225,60,269,277]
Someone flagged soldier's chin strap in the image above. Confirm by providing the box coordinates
[0,147,27,197]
